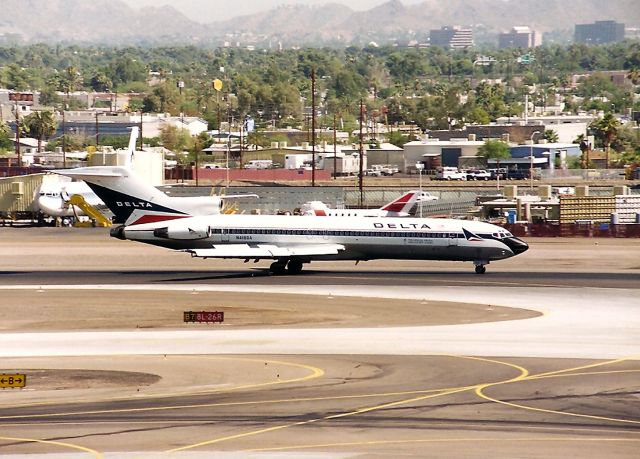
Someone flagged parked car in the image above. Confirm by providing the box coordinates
[367,164,399,176]
[488,168,507,180]
[202,163,228,170]
[465,169,491,181]
[506,169,529,180]
[435,167,466,181]
[244,159,273,169]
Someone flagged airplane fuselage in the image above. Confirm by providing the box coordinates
[113,214,527,264]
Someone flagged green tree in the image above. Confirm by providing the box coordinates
[0,121,13,151]
[59,66,81,99]
[160,124,192,153]
[543,129,559,143]
[108,56,146,87]
[23,110,57,153]
[477,139,511,172]
[143,82,179,114]
[387,130,409,148]
[90,71,113,92]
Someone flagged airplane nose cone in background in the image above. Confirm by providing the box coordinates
[504,237,529,255]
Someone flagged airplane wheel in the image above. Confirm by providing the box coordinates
[270,261,287,275]
[287,259,304,274]
[475,265,487,274]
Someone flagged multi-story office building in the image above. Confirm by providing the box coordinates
[498,26,542,49]
[575,20,625,44]
[429,26,474,49]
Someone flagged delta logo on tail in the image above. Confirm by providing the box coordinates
[84,182,188,224]
[380,191,414,213]
[463,228,484,242]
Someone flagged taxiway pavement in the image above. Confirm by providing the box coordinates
[0,229,638,458]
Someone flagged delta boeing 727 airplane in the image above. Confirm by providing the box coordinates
[109,211,528,275]
[66,166,528,274]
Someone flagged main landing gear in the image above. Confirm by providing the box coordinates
[269,258,305,275]
[474,260,488,274]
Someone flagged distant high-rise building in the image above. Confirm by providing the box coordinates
[575,20,625,44]
[430,26,474,49]
[498,26,541,49]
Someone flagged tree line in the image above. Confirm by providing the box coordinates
[1,42,639,165]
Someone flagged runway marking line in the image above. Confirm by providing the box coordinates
[0,435,102,458]
[162,355,528,454]
[242,357,640,456]
[0,357,324,420]
[475,356,640,426]
[3,356,638,456]
[528,369,640,381]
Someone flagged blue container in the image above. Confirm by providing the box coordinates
[507,209,517,224]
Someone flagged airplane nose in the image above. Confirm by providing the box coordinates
[503,237,529,255]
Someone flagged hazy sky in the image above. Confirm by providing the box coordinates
[123,0,424,23]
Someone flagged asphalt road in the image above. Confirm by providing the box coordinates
[0,229,638,458]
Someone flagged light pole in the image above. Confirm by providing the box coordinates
[529,130,541,190]
[226,133,231,189]
[416,162,424,217]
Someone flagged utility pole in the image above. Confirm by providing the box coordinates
[14,100,21,167]
[359,99,364,207]
[139,111,143,151]
[62,108,66,169]
[333,113,337,180]
[95,112,99,146]
[311,68,316,187]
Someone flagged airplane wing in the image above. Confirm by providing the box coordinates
[186,243,345,259]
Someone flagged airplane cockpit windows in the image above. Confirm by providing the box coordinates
[491,231,513,240]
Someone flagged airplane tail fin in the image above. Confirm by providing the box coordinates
[124,126,139,169]
[54,166,188,225]
[380,191,419,214]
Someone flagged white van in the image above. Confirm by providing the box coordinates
[435,167,466,181]
[244,160,273,169]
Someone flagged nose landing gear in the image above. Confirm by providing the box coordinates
[473,260,488,274]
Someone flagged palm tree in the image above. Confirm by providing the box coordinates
[544,129,559,143]
[23,110,57,153]
[592,113,620,169]
[627,68,640,86]
[576,134,590,168]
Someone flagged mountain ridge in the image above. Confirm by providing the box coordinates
[0,0,637,45]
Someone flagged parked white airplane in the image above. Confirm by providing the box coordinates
[34,126,141,220]
[33,174,108,219]
[300,190,438,217]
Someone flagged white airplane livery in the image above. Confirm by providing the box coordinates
[64,162,528,275]
[109,211,528,274]
[300,190,438,217]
